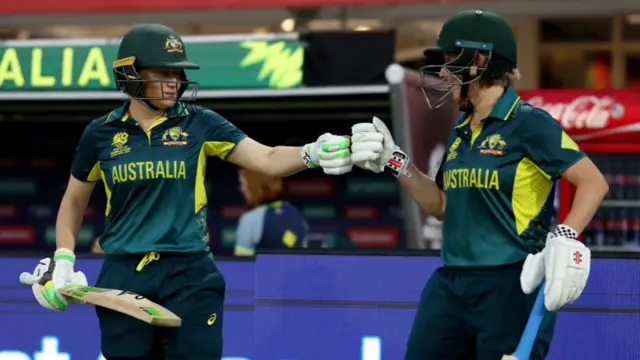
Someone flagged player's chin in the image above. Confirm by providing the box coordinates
[152,98,177,109]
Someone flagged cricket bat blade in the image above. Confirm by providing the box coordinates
[61,284,181,327]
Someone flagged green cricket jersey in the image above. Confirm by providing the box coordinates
[71,101,247,255]
[435,87,586,267]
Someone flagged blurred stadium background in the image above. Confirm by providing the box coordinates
[1,1,640,359]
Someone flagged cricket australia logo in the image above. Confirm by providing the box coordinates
[479,133,506,156]
[446,137,461,163]
[162,127,188,146]
[164,36,184,54]
[111,132,131,158]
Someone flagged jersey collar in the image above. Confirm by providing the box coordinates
[104,101,189,124]
[488,86,520,121]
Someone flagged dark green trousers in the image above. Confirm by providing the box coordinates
[95,252,226,360]
[405,262,555,360]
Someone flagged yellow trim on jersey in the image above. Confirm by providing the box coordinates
[144,116,169,145]
[87,162,102,182]
[561,131,580,151]
[99,168,113,216]
[194,141,237,214]
[503,96,520,120]
[470,121,484,148]
[512,157,553,235]
[455,115,472,128]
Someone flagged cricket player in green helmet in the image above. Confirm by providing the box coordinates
[349,10,609,359]
[19,23,352,360]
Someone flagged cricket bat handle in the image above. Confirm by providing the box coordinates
[503,280,547,360]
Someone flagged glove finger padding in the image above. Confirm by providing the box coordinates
[352,123,377,133]
[520,252,545,294]
[33,281,69,311]
[351,132,384,163]
[317,149,350,161]
[351,141,384,153]
[32,283,62,311]
[351,132,384,143]
[351,151,380,163]
[318,149,352,175]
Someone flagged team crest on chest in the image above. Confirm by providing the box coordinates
[111,132,131,157]
[479,133,506,156]
[162,127,189,146]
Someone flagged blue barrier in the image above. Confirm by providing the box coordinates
[1,255,637,360]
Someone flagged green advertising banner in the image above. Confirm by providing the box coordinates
[0,35,303,94]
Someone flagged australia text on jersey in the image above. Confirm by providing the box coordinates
[111,161,187,184]
[442,168,500,191]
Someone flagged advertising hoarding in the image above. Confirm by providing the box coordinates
[1,255,637,359]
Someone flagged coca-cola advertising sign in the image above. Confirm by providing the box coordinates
[520,90,640,142]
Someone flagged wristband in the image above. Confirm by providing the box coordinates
[385,149,411,178]
[54,248,76,264]
[553,224,578,241]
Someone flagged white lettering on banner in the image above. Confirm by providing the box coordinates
[0,337,69,360]
[362,336,382,360]
[2,335,381,360]
[0,352,30,360]
[527,95,625,130]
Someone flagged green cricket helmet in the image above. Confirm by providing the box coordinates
[420,10,517,111]
[113,23,200,103]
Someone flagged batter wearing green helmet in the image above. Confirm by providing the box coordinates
[349,10,608,359]
[18,24,354,359]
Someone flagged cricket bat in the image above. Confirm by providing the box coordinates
[60,284,182,327]
[502,280,547,360]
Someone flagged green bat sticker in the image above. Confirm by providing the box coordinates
[140,307,165,317]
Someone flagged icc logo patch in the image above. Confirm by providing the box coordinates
[111,132,131,157]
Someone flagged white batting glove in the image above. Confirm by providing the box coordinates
[301,133,352,175]
[543,225,591,311]
[351,117,410,177]
[19,248,88,311]
[520,225,591,311]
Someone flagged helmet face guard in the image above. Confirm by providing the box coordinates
[113,56,200,103]
[419,40,493,110]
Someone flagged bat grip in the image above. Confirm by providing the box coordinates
[511,280,547,360]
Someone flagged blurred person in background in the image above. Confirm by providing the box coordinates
[234,167,308,256]
[349,9,608,360]
[19,23,353,360]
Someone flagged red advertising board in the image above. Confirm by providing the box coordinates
[519,90,640,143]
[0,0,474,14]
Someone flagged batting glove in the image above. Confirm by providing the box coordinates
[521,224,591,311]
[19,248,88,311]
[301,133,352,175]
[351,116,410,177]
